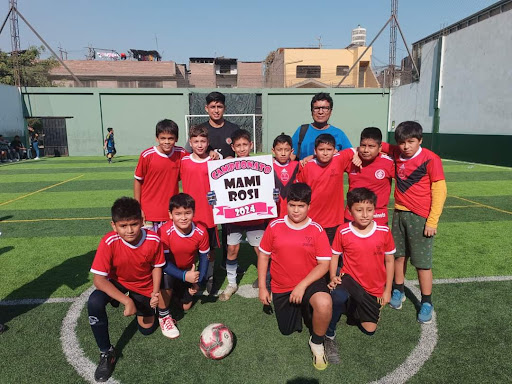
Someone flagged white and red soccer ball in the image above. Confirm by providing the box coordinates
[199,323,233,360]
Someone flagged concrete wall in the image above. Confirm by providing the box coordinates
[390,10,512,165]
[22,87,389,156]
[0,84,25,140]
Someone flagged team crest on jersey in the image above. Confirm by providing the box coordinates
[226,138,232,145]
[398,164,406,179]
[302,236,313,247]
[281,169,289,182]
[374,169,385,180]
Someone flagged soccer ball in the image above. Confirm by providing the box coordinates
[199,323,234,360]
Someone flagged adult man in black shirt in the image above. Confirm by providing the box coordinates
[199,92,239,159]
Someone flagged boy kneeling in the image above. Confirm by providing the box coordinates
[325,188,395,364]
[258,183,332,371]
[88,197,165,382]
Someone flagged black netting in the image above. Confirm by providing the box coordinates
[189,93,263,152]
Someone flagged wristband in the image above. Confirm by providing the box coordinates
[182,270,187,282]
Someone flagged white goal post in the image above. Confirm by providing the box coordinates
[184,114,259,154]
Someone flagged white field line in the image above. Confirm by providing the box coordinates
[60,285,121,384]
[443,158,512,170]
[2,275,511,305]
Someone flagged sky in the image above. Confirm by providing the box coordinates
[0,0,497,69]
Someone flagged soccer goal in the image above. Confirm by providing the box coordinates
[184,114,261,154]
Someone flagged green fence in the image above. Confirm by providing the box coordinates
[21,87,390,156]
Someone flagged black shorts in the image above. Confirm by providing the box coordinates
[111,280,154,317]
[324,225,339,245]
[207,226,220,249]
[161,273,194,304]
[339,274,382,324]
[272,278,329,335]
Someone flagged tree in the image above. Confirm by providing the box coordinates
[0,45,58,87]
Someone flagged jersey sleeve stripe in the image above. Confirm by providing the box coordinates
[331,249,342,255]
[385,248,397,255]
[269,219,284,228]
[90,268,108,276]
[153,262,166,267]
[258,246,271,255]
[199,247,210,253]
[316,256,332,260]
[134,175,144,180]
[311,222,324,232]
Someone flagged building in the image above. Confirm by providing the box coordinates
[264,46,379,88]
[188,57,263,88]
[49,60,185,88]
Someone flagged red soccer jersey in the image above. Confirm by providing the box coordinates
[90,229,165,297]
[344,153,395,225]
[158,222,210,270]
[134,146,187,222]
[180,154,214,228]
[273,159,300,218]
[381,143,445,218]
[298,149,354,228]
[258,216,332,293]
[332,222,396,297]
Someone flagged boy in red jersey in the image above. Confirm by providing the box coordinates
[381,121,447,324]
[344,127,395,226]
[258,183,333,371]
[218,129,266,302]
[156,193,210,339]
[88,197,165,382]
[272,134,300,218]
[134,119,187,232]
[298,133,355,244]
[180,125,219,294]
[324,188,395,364]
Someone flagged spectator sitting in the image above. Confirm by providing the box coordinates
[10,135,27,161]
[0,135,14,163]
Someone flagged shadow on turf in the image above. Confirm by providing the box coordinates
[0,246,14,257]
[0,215,14,222]
[0,250,95,326]
[286,378,319,384]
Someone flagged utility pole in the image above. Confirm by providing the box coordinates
[389,0,398,87]
[58,43,68,60]
[9,0,21,87]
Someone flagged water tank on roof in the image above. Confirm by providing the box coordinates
[351,25,366,46]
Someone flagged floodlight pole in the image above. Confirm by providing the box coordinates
[393,14,420,78]
[13,7,83,86]
[336,15,393,87]
[0,6,13,36]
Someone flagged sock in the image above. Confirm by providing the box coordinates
[158,307,170,318]
[226,259,238,286]
[88,290,112,352]
[310,332,324,345]
[421,294,432,304]
[325,333,335,340]
[394,283,405,293]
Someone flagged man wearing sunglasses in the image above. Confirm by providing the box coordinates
[291,93,352,160]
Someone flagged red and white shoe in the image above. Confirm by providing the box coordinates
[159,315,180,339]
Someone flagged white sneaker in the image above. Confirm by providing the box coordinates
[34,157,40,160]
[309,337,328,371]
[159,315,180,339]
[219,284,238,302]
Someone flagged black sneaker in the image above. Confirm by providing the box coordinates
[94,346,116,382]
[324,337,341,364]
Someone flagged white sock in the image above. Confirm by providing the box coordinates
[226,261,237,286]
[309,339,325,355]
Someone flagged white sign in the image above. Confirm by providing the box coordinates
[207,155,277,224]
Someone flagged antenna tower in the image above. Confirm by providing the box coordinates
[389,0,398,83]
[9,0,21,86]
